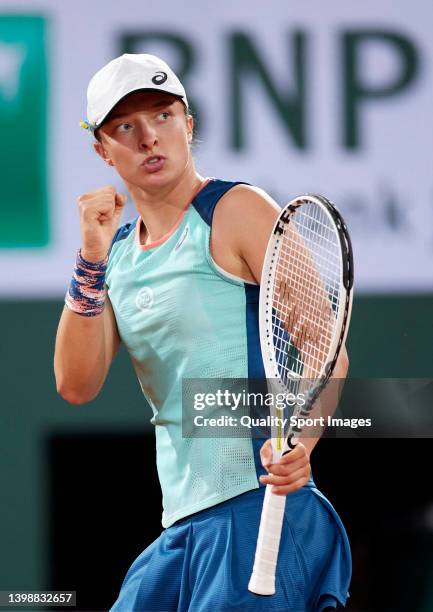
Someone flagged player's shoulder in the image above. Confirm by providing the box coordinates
[215,182,280,230]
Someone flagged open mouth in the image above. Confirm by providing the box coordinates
[142,156,166,173]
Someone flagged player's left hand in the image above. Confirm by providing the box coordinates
[259,439,311,495]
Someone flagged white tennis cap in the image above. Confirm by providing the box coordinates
[81,53,188,132]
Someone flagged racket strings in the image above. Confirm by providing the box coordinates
[270,202,342,382]
[271,314,333,359]
[277,220,341,306]
[275,262,339,325]
[289,209,341,291]
[275,259,339,334]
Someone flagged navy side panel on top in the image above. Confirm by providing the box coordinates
[245,283,269,480]
[109,218,138,254]
[245,284,266,380]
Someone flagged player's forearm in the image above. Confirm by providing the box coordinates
[54,306,109,404]
[302,346,349,456]
[55,186,127,403]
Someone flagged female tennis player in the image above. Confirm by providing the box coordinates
[54,53,351,611]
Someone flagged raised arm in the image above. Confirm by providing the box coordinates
[54,186,126,404]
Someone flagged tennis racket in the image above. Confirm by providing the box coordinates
[248,194,354,596]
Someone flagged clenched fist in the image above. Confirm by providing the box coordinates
[77,186,127,262]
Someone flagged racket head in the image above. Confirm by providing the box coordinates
[259,194,354,423]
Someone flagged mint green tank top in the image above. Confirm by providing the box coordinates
[105,178,266,527]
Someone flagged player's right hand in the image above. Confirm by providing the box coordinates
[77,186,127,262]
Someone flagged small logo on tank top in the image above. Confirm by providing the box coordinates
[135,287,154,311]
[174,225,189,252]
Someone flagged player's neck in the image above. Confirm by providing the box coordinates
[129,164,204,246]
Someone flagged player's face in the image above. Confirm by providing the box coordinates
[94,92,193,192]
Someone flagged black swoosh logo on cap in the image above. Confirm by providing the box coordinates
[152,72,168,85]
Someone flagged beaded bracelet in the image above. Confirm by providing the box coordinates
[65,250,108,317]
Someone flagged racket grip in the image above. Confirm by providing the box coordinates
[248,484,286,595]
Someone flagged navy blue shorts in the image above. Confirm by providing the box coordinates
[110,485,351,611]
